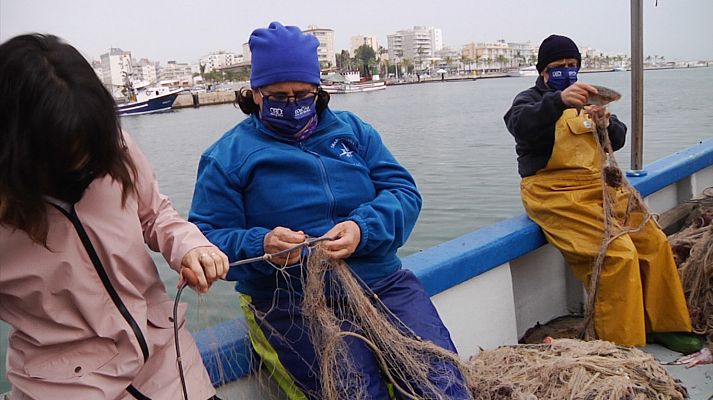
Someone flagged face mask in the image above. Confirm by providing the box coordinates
[50,170,95,204]
[260,96,318,141]
[547,66,578,91]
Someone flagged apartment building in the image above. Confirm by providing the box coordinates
[462,40,536,71]
[100,48,132,97]
[159,60,193,87]
[199,51,241,73]
[387,26,443,69]
[134,58,158,84]
[304,25,336,68]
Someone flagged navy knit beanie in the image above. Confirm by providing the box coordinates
[536,34,581,73]
[249,22,321,88]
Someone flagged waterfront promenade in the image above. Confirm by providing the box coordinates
[172,65,699,109]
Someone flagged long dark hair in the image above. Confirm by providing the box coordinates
[0,34,137,245]
[236,86,331,115]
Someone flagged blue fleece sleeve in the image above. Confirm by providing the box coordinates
[347,122,422,257]
[188,155,270,272]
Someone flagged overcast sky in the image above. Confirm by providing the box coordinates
[2,0,711,63]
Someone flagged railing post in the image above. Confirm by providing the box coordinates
[628,0,647,177]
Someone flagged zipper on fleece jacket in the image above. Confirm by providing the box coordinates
[301,143,336,225]
[52,204,150,363]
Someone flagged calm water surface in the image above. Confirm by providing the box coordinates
[1,67,712,391]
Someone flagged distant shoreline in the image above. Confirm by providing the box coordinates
[171,64,710,109]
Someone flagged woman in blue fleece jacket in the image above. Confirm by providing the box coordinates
[189,22,469,399]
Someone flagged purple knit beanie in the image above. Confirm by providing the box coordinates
[249,22,321,88]
[536,34,581,73]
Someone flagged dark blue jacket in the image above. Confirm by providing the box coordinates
[504,76,627,177]
[189,109,422,299]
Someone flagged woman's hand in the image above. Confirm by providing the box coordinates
[179,246,229,293]
[263,226,306,266]
[322,221,361,260]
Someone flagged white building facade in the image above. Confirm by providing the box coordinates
[387,26,443,69]
[199,51,240,73]
[304,25,336,68]
[461,40,536,72]
[133,58,158,85]
[159,61,193,88]
[100,48,132,98]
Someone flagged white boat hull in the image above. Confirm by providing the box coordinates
[321,81,386,94]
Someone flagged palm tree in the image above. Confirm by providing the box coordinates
[381,59,391,77]
[416,45,425,71]
[394,49,403,79]
[460,54,471,74]
[401,58,413,75]
[336,50,352,71]
[199,63,206,83]
[355,44,377,78]
[496,55,507,72]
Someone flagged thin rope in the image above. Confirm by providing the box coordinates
[172,236,333,400]
[580,110,653,340]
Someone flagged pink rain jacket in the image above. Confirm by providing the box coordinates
[0,133,215,399]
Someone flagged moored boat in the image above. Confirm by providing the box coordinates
[116,84,183,116]
[321,80,386,94]
[321,71,386,94]
[507,65,538,77]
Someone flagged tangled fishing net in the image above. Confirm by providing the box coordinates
[468,339,687,400]
[303,246,474,399]
[582,91,654,340]
[300,247,687,400]
[668,187,713,350]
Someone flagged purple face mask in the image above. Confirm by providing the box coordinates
[259,94,318,141]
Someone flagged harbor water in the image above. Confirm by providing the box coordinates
[1,67,712,392]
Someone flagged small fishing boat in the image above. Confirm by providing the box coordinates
[321,80,386,94]
[321,72,386,94]
[507,65,538,77]
[116,83,183,116]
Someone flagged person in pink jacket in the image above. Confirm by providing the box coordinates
[0,34,229,399]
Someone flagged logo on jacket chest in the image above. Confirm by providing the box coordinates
[330,138,356,158]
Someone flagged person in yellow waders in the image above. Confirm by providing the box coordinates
[503,34,701,353]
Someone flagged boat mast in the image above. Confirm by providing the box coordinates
[629,0,646,175]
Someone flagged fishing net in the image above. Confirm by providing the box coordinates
[303,246,474,399]
[668,187,713,351]
[581,86,654,339]
[467,338,687,400]
[299,246,688,399]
